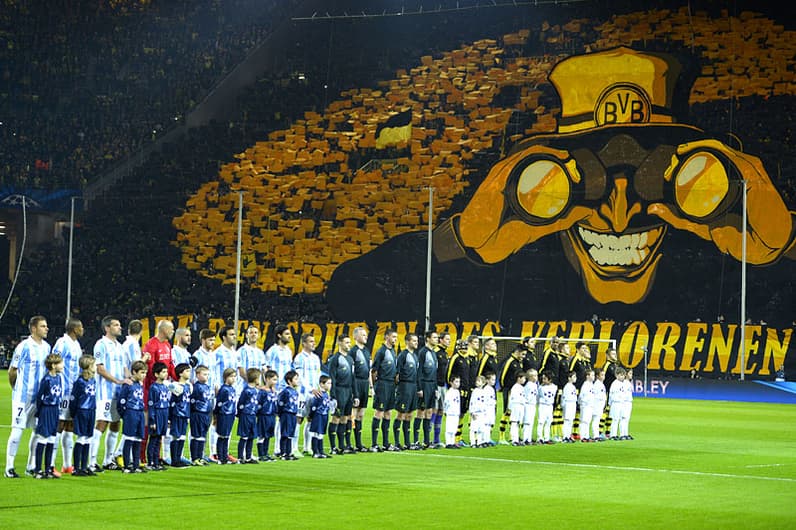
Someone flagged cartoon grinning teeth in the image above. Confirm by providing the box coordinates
[578,226,659,266]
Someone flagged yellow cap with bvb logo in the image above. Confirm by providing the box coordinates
[550,46,682,134]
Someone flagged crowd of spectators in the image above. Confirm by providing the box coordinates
[0,0,294,190]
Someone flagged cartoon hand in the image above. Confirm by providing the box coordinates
[434,144,592,264]
[648,139,795,264]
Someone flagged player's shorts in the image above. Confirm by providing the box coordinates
[148,408,169,436]
[434,385,446,410]
[237,414,257,439]
[73,408,96,437]
[310,412,328,435]
[523,404,537,425]
[279,412,297,437]
[537,404,554,425]
[331,387,353,417]
[373,380,396,411]
[509,404,524,423]
[417,381,437,410]
[190,411,211,438]
[122,409,145,439]
[35,405,58,437]
[354,378,369,409]
[11,400,37,429]
[96,398,121,423]
[395,381,418,413]
[170,416,188,438]
[459,390,471,416]
[216,413,235,437]
[58,396,72,421]
[256,414,276,439]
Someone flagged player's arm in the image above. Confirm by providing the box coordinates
[8,366,17,388]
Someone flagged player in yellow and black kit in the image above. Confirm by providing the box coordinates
[446,339,471,446]
[497,346,526,444]
[602,347,620,434]
[568,342,592,438]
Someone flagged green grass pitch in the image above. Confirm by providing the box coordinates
[0,376,794,529]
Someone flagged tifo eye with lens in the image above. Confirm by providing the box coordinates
[515,159,571,220]
[674,151,730,219]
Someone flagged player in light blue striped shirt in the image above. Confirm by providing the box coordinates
[92,316,131,471]
[264,324,294,456]
[5,316,51,478]
[215,326,243,395]
[191,328,216,386]
[293,332,322,454]
[51,317,84,473]
[264,325,294,392]
[172,327,192,369]
[121,319,145,367]
[238,325,266,382]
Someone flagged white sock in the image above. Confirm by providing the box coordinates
[61,431,74,468]
[510,422,519,443]
[163,430,172,462]
[303,423,311,453]
[5,427,22,471]
[26,435,36,470]
[610,417,619,437]
[274,418,281,454]
[522,423,532,442]
[563,419,573,439]
[207,425,217,457]
[103,430,119,465]
[91,429,103,465]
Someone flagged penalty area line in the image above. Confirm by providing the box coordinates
[407,452,796,483]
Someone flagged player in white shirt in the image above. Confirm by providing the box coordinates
[215,326,243,395]
[92,316,131,472]
[591,368,607,441]
[608,367,627,440]
[5,316,51,478]
[561,372,578,443]
[51,318,84,474]
[578,369,595,442]
[468,376,489,447]
[238,326,266,382]
[522,369,538,445]
[121,320,145,366]
[508,372,527,446]
[264,325,294,455]
[443,376,461,448]
[537,371,557,444]
[293,332,322,455]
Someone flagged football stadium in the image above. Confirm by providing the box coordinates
[0,1,794,527]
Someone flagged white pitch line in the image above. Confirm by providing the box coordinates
[406,452,796,483]
[745,463,791,468]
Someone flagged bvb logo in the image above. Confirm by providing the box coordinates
[595,83,651,126]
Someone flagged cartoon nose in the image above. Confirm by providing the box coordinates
[598,176,642,233]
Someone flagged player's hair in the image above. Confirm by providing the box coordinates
[45,353,62,370]
[264,369,278,380]
[615,367,627,377]
[594,367,605,377]
[199,328,215,341]
[284,369,298,384]
[585,368,595,376]
[526,369,538,378]
[439,331,451,342]
[474,375,486,387]
[78,355,96,371]
[337,334,349,345]
[175,363,191,378]
[319,374,330,385]
[522,336,534,346]
[29,315,47,330]
[516,371,527,382]
[274,324,289,337]
[153,362,168,375]
[352,326,367,339]
[175,327,190,341]
[157,320,173,332]
[195,365,209,374]
[384,328,397,337]
[450,375,460,382]
[222,367,237,381]
[101,315,118,333]
[247,368,262,383]
[218,326,234,340]
[300,332,314,345]
[483,371,496,380]
[405,332,418,344]
[467,335,479,346]
[606,347,617,356]
[128,319,143,335]
[424,330,438,341]
[65,317,82,335]
[540,370,554,382]
[131,360,148,373]
[483,337,496,349]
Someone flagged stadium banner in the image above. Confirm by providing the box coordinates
[629,377,796,404]
[137,315,791,379]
